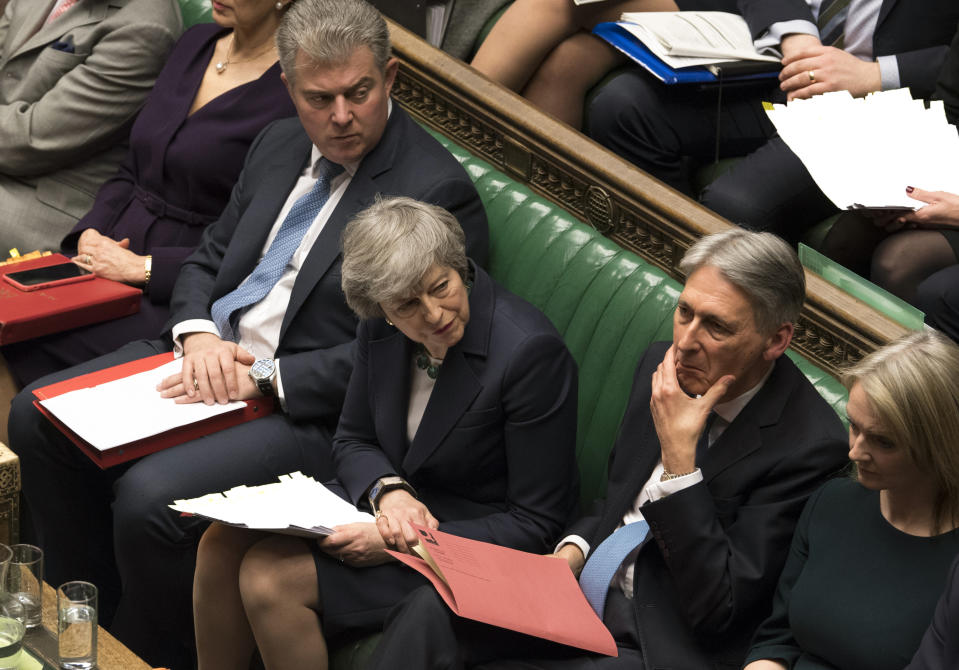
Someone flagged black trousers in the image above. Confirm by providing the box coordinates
[10,339,335,670]
[587,69,838,244]
[918,264,959,343]
[371,585,645,670]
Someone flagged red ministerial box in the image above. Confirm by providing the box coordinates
[0,253,141,344]
[33,353,274,469]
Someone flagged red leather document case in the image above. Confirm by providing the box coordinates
[388,524,618,657]
[0,253,141,344]
[33,353,274,469]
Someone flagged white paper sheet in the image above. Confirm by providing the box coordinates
[765,89,959,210]
[39,359,246,451]
[169,472,375,537]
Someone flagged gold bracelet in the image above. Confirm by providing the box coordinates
[144,255,153,288]
[660,468,696,482]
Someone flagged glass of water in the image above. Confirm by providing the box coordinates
[7,545,42,628]
[57,581,97,670]
[0,616,24,670]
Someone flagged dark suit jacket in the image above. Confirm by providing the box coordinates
[738,0,959,98]
[935,22,959,125]
[332,264,579,553]
[166,106,489,427]
[566,341,848,669]
[907,556,959,670]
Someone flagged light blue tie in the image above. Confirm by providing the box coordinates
[210,158,344,341]
[578,520,649,619]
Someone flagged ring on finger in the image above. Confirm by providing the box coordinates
[808,70,815,82]
[339,552,345,563]
[193,377,199,391]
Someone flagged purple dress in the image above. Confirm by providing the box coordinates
[4,23,297,386]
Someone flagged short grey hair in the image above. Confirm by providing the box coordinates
[276,0,391,84]
[678,229,805,334]
[341,197,469,320]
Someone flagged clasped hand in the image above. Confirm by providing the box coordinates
[318,490,439,568]
[649,346,734,475]
[156,332,258,405]
[778,34,881,101]
[72,229,147,285]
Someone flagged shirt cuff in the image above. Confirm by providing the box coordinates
[555,535,591,560]
[274,358,288,411]
[644,468,704,502]
[171,319,220,357]
[877,55,900,91]
[755,20,818,55]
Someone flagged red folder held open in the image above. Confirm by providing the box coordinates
[388,524,618,657]
[33,353,274,469]
[0,254,142,344]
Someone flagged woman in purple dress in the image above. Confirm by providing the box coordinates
[2,0,297,386]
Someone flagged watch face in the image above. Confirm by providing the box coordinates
[250,358,275,380]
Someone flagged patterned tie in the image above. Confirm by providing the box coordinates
[45,0,80,25]
[578,520,649,619]
[210,157,344,341]
[817,0,851,49]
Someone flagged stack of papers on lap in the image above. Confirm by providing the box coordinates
[618,11,780,67]
[765,89,959,210]
[169,472,374,537]
[38,359,245,451]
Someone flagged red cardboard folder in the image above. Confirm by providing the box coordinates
[388,525,618,657]
[33,353,274,469]
[0,253,141,344]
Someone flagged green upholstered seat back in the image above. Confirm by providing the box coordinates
[178,0,213,28]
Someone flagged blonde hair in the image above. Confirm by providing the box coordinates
[842,330,959,533]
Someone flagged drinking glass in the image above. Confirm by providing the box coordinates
[57,581,97,670]
[7,545,42,628]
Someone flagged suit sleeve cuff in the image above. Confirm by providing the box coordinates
[644,468,703,503]
[878,55,900,90]
[274,358,288,411]
[555,535,591,559]
[755,20,818,54]
[171,320,219,357]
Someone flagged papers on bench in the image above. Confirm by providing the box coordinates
[170,472,374,537]
[389,524,618,656]
[38,359,245,451]
[765,89,959,210]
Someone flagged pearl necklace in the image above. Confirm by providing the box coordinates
[215,35,276,75]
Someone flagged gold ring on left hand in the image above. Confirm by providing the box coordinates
[79,254,93,264]
[192,377,199,391]
[808,70,815,82]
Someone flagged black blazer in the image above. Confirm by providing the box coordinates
[935,23,959,125]
[567,341,848,669]
[332,265,579,553]
[738,0,959,98]
[907,556,959,670]
[166,106,489,426]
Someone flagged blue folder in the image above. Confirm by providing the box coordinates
[592,21,781,85]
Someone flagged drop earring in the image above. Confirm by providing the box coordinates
[275,1,283,9]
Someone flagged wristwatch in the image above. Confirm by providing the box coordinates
[248,358,276,396]
[368,476,417,514]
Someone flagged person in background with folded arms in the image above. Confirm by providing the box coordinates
[0,0,298,388]
[744,330,959,670]
[370,229,847,669]
[192,196,577,670]
[0,0,181,253]
[7,1,488,668]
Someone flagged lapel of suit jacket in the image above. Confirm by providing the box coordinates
[213,125,312,299]
[875,0,897,33]
[278,105,404,342]
[700,355,796,481]
[369,327,415,470]
[10,0,107,61]
[401,263,493,476]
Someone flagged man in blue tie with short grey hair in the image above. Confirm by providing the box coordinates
[8,1,487,668]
